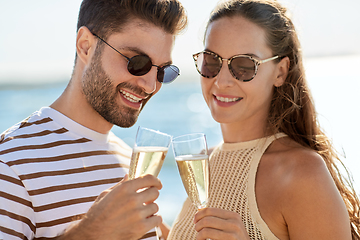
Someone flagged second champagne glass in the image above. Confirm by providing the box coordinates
[129,126,172,179]
[172,133,210,209]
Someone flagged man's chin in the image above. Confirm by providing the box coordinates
[116,120,137,128]
[112,112,139,128]
[104,100,147,128]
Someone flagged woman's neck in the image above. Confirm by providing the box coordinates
[220,119,271,143]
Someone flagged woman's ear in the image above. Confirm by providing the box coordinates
[274,56,290,87]
[76,26,96,65]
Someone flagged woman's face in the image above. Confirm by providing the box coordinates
[201,16,281,132]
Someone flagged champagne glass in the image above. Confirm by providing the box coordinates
[129,126,172,179]
[172,133,210,209]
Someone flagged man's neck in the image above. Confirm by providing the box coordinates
[50,79,113,134]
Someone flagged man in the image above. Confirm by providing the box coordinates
[0,0,187,239]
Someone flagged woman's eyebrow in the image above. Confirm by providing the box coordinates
[203,49,260,58]
[244,53,260,58]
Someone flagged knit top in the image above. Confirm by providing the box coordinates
[168,133,287,240]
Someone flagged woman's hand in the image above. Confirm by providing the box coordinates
[194,208,250,240]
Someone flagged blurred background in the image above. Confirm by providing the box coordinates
[1,0,359,226]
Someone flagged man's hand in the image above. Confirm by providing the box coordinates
[58,174,162,240]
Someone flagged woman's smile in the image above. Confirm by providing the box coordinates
[213,94,243,107]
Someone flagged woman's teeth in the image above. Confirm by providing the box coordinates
[215,96,241,103]
[120,90,143,103]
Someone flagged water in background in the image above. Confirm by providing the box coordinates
[1,55,359,225]
[0,78,222,225]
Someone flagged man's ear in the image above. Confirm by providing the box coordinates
[274,56,290,87]
[76,26,96,65]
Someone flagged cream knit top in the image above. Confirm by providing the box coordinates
[168,133,287,240]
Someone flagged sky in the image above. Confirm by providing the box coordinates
[0,0,360,83]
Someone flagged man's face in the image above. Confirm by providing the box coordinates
[81,20,175,128]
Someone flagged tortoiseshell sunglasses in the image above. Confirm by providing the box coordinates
[193,51,279,82]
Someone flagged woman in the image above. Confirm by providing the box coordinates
[165,0,360,239]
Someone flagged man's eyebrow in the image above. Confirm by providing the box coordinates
[120,46,146,56]
[120,46,173,66]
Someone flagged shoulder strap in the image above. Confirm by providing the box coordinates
[246,133,286,240]
[258,132,287,155]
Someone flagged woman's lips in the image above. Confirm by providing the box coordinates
[213,94,243,107]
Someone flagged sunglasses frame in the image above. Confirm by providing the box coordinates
[92,33,179,83]
[193,51,280,82]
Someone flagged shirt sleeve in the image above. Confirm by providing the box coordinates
[0,161,35,240]
[139,228,158,240]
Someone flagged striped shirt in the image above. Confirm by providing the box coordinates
[0,107,158,240]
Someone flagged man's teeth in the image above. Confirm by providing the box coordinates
[216,96,241,103]
[120,90,142,103]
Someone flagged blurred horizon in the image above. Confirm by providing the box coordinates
[1,0,360,84]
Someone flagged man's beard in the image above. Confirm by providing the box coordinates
[81,47,152,128]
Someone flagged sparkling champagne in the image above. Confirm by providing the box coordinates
[129,146,168,179]
[176,154,209,209]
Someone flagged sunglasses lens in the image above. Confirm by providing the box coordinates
[158,65,180,83]
[195,52,221,78]
[127,55,153,76]
[230,57,256,81]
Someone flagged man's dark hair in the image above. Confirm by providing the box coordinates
[77,0,188,39]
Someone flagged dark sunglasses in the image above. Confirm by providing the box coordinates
[93,33,180,84]
[193,51,279,82]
